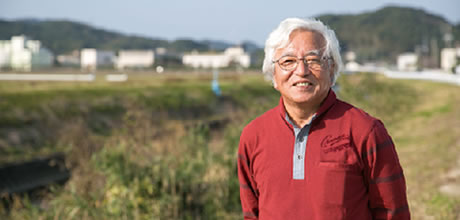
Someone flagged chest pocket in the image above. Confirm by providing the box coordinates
[317,134,364,205]
[315,162,364,205]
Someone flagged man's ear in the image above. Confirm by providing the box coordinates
[273,80,279,90]
[272,74,279,90]
[329,62,335,84]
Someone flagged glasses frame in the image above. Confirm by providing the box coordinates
[272,56,332,72]
[272,46,332,72]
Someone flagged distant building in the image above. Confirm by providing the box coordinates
[0,41,11,69]
[344,51,357,62]
[397,53,418,71]
[344,51,361,72]
[441,48,460,73]
[182,46,250,69]
[0,35,53,71]
[345,61,361,72]
[81,48,115,71]
[116,50,154,70]
[155,47,182,67]
[57,50,80,67]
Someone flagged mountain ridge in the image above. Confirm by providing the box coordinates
[1,6,458,63]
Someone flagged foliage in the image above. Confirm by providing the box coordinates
[336,73,418,123]
[318,6,458,62]
[0,20,206,55]
[454,23,460,44]
[0,73,274,219]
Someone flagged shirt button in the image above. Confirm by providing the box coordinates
[298,155,302,160]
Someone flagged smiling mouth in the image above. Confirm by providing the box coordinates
[294,82,313,87]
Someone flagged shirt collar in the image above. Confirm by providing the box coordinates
[278,89,337,127]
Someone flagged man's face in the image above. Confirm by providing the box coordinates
[273,30,333,107]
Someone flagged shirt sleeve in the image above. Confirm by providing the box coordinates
[237,130,259,219]
[362,120,410,219]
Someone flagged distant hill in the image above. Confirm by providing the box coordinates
[317,6,459,62]
[0,6,458,64]
[0,19,234,55]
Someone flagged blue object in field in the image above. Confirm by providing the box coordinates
[212,68,221,96]
[212,79,221,96]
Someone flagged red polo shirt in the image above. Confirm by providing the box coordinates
[238,90,410,219]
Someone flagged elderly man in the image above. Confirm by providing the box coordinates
[237,18,410,219]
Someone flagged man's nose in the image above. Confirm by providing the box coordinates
[294,59,310,76]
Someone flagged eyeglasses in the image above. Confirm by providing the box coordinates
[273,56,331,72]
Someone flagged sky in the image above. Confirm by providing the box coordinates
[1,0,459,46]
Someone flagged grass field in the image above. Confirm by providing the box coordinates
[0,70,459,219]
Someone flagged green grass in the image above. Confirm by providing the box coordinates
[1,71,459,219]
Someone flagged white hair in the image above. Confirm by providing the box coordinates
[262,17,343,85]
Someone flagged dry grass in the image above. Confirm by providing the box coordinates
[391,80,460,219]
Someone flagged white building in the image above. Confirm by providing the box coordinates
[343,51,361,72]
[0,41,11,69]
[116,50,154,70]
[81,48,115,71]
[182,46,250,69]
[0,35,53,71]
[397,53,418,71]
[344,51,357,62]
[57,50,80,66]
[345,61,361,72]
[441,48,460,73]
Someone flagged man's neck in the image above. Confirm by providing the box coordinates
[284,102,318,128]
[283,92,329,128]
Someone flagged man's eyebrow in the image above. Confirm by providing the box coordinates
[278,50,295,58]
[278,49,322,58]
[305,49,321,56]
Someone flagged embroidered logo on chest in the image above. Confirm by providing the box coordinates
[320,134,352,154]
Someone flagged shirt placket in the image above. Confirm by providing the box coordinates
[287,114,316,180]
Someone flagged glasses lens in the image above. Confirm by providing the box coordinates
[306,59,322,71]
[279,57,298,70]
